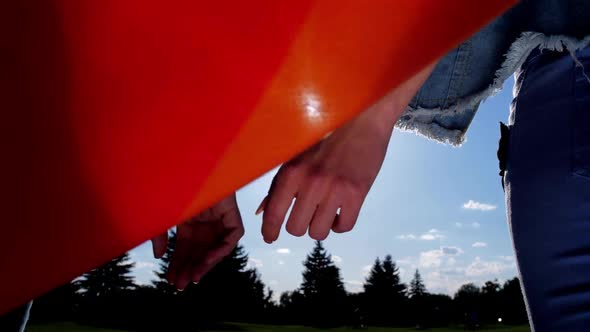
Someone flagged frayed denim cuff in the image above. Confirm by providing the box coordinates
[396,32,590,146]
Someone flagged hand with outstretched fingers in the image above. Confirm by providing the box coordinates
[257,64,435,243]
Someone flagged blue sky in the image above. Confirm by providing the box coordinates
[130,77,517,298]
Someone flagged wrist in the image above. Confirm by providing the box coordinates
[361,63,437,139]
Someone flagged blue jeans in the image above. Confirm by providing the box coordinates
[504,45,590,331]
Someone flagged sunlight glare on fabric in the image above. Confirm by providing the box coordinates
[302,90,322,121]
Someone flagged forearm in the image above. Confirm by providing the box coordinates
[362,63,436,140]
[258,63,436,242]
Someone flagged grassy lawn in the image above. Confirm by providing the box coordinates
[27,322,531,332]
[27,322,125,332]
[207,323,531,332]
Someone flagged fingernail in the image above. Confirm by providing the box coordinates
[255,197,267,215]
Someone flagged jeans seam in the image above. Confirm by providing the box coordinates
[444,41,473,108]
[454,41,473,104]
[571,56,590,178]
[508,68,531,178]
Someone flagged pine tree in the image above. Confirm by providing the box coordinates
[408,269,427,298]
[143,230,178,330]
[381,255,407,298]
[299,241,347,327]
[75,253,136,326]
[363,258,383,294]
[408,269,428,328]
[153,230,177,294]
[301,241,345,297]
[364,256,406,297]
[180,244,270,327]
[77,253,136,298]
[362,255,407,326]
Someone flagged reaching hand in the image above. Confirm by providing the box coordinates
[257,108,390,243]
[257,64,435,242]
[151,194,244,290]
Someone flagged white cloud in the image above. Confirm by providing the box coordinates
[345,280,363,286]
[472,222,481,228]
[463,200,497,211]
[269,280,279,286]
[423,270,467,295]
[397,258,413,266]
[394,258,419,278]
[420,250,444,268]
[439,267,465,276]
[465,257,514,277]
[398,267,407,277]
[441,246,463,255]
[345,280,364,293]
[276,248,291,254]
[397,234,416,240]
[399,229,444,241]
[472,242,488,248]
[247,258,263,269]
[420,233,444,241]
[454,222,463,228]
[408,253,517,296]
[362,265,373,276]
[420,247,463,268]
[331,255,343,264]
[422,229,444,240]
[135,261,156,269]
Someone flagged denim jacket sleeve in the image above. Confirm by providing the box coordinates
[396,0,590,146]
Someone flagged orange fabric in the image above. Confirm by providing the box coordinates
[191,1,518,217]
[0,0,515,314]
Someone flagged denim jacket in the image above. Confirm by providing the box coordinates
[397,0,590,146]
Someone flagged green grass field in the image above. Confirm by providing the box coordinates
[27,323,122,332]
[27,322,531,332]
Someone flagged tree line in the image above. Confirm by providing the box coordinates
[27,234,528,330]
